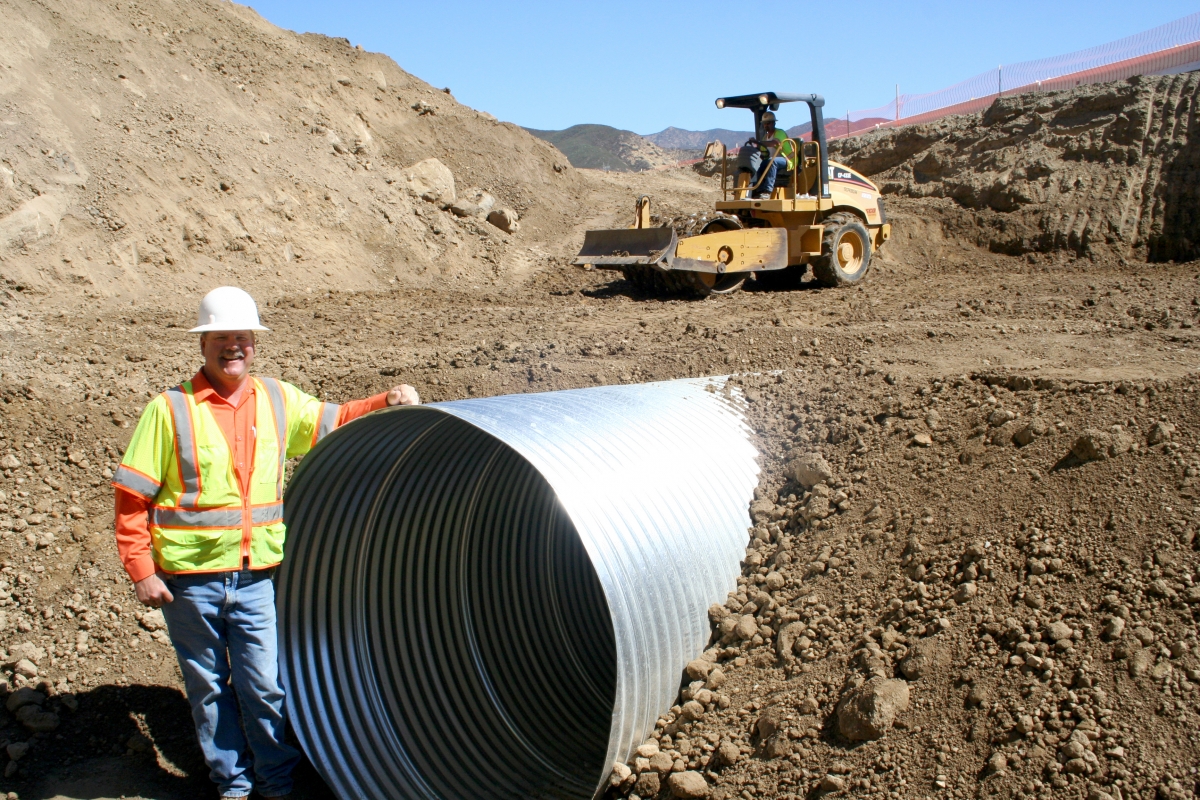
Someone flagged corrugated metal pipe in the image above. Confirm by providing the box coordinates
[278,377,760,799]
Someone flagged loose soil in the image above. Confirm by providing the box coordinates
[3,2,1200,799]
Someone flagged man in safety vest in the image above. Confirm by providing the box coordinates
[749,111,796,199]
[112,286,419,800]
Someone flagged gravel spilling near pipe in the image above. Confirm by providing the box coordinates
[277,378,760,799]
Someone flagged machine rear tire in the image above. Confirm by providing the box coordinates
[812,212,872,287]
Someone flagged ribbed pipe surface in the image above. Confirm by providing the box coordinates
[278,378,759,799]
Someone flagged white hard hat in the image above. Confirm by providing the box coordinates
[188,286,270,333]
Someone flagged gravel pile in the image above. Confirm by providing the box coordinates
[607,368,1200,800]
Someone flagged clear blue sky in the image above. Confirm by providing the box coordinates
[244,1,1200,134]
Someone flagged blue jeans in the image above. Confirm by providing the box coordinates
[753,155,788,197]
[161,569,299,798]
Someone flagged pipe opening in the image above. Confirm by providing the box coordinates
[280,407,616,799]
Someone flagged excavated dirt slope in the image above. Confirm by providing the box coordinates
[829,74,1200,264]
[0,0,632,305]
[2,2,1200,799]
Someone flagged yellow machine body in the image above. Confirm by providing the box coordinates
[571,91,894,294]
[673,228,788,274]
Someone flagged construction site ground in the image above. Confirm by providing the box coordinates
[4,205,1200,800]
[4,1,1200,797]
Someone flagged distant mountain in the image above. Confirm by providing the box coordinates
[524,124,676,172]
[646,127,752,150]
[646,121,815,151]
[787,121,814,140]
[527,119,824,173]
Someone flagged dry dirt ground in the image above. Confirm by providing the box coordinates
[2,210,1199,800]
[3,1,1200,799]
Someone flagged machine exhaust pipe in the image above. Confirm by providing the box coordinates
[278,378,760,799]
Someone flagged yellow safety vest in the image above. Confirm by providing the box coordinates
[760,129,797,171]
[113,376,340,573]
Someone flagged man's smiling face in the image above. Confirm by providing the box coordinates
[200,330,256,386]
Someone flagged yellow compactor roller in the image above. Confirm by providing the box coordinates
[573,92,892,296]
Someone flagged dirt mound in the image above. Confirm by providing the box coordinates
[608,369,1200,800]
[829,73,1200,263]
[0,0,591,307]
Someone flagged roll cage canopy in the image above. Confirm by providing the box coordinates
[715,92,831,198]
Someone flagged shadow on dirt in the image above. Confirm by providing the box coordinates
[1051,452,1086,471]
[584,270,825,302]
[3,683,333,800]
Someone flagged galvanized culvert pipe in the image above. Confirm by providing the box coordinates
[278,378,760,799]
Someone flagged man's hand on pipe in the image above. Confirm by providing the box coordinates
[387,385,421,406]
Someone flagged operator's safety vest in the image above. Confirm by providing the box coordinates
[761,129,797,171]
[113,376,340,573]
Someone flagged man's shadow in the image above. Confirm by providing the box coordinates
[9,683,333,800]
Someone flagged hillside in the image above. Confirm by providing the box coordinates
[0,0,605,308]
[828,74,1200,262]
[525,124,678,172]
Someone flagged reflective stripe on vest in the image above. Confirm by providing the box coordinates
[113,464,161,500]
[165,377,289,518]
[152,502,285,529]
[260,377,288,501]
[317,402,340,442]
[164,385,202,506]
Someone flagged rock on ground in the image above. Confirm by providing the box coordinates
[449,187,496,218]
[404,158,456,206]
[788,453,834,487]
[836,678,910,742]
[897,636,949,680]
[667,770,710,798]
[487,207,520,233]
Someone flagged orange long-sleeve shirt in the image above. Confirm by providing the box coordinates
[115,370,390,582]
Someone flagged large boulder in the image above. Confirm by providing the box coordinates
[836,677,910,741]
[1148,420,1176,445]
[449,186,496,218]
[487,207,520,233]
[404,158,456,206]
